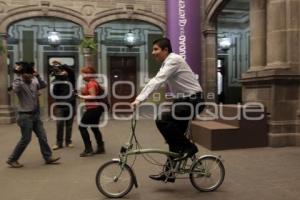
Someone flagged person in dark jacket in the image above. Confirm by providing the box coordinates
[50,62,76,150]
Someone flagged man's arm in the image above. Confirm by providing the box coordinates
[35,74,47,89]
[12,75,22,93]
[135,59,178,102]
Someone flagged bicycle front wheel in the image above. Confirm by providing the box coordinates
[96,160,134,198]
[189,156,225,192]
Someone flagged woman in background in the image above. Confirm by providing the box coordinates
[77,66,107,157]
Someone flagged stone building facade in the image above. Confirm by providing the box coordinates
[203,0,300,147]
[0,0,166,123]
[0,0,299,147]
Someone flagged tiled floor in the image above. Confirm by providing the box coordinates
[0,119,300,200]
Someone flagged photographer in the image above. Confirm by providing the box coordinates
[50,61,76,150]
[6,61,60,168]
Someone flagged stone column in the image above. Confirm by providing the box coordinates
[82,36,96,67]
[203,27,217,102]
[0,33,15,124]
[266,0,288,69]
[285,0,300,71]
[83,48,94,67]
[248,0,266,71]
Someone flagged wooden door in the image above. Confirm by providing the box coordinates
[110,56,137,110]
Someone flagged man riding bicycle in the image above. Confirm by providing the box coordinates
[131,38,205,182]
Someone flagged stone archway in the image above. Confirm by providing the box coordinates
[0,5,90,123]
[201,0,231,102]
[0,5,89,34]
[206,0,231,25]
[89,8,166,33]
[86,8,166,71]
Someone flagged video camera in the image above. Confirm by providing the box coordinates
[49,61,66,77]
[49,65,63,76]
[8,61,35,90]
[13,61,35,75]
[49,61,74,80]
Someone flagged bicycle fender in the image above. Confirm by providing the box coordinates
[197,155,224,162]
[112,158,138,188]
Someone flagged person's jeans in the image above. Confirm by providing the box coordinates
[55,106,74,146]
[8,112,52,161]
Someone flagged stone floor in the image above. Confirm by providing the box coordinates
[0,119,300,200]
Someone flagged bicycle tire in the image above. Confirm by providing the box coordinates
[189,156,225,192]
[96,160,135,198]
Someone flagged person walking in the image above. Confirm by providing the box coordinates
[77,66,109,157]
[7,62,60,168]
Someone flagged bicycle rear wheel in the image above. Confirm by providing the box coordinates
[96,160,134,198]
[189,156,225,192]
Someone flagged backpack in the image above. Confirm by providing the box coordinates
[94,80,110,110]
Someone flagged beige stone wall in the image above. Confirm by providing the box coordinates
[0,0,166,35]
[0,0,166,124]
[0,0,166,14]
[0,34,15,123]
[204,0,300,147]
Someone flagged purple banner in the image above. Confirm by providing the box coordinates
[167,0,201,77]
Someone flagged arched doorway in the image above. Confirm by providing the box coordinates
[216,0,250,104]
[95,19,163,115]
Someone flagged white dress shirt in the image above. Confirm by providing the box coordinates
[136,53,202,102]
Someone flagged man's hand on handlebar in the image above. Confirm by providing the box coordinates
[131,99,141,109]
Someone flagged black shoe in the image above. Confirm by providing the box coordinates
[149,172,175,183]
[94,142,105,154]
[93,148,105,154]
[175,144,198,161]
[185,144,198,157]
[80,150,93,157]
[45,156,60,164]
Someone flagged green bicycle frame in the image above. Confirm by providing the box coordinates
[118,113,180,162]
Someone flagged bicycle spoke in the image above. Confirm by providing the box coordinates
[101,175,115,183]
[96,161,134,198]
[189,156,225,192]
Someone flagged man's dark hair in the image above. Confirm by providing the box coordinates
[153,38,173,53]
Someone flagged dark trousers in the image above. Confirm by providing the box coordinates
[9,112,52,161]
[79,107,103,150]
[155,92,205,153]
[55,106,74,146]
